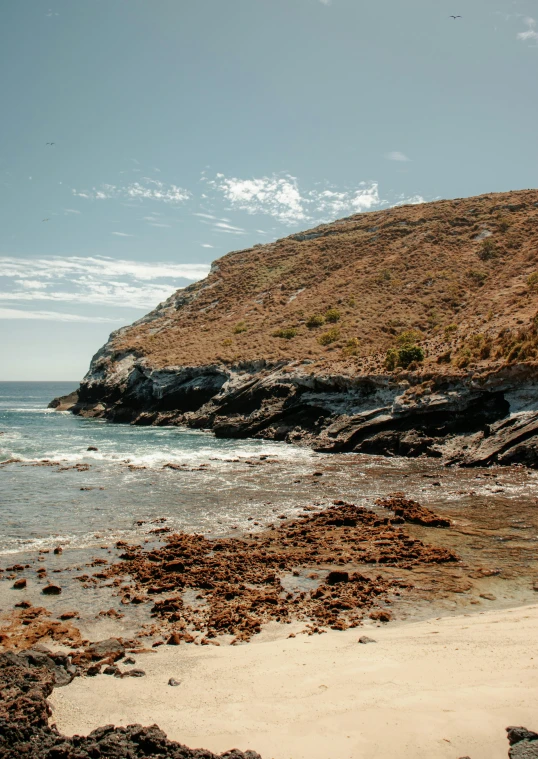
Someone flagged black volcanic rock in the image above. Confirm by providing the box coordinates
[0,652,262,759]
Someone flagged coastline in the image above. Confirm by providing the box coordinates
[55,362,538,470]
[49,603,538,759]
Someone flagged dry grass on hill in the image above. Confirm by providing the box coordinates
[115,189,538,375]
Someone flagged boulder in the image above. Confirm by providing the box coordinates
[42,584,61,595]
[86,638,125,662]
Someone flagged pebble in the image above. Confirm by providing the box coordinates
[358,636,377,644]
[168,678,181,687]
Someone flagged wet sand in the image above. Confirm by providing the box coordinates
[50,603,538,759]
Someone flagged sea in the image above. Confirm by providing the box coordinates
[2,381,538,633]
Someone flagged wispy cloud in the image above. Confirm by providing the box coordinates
[0,256,211,311]
[213,221,246,233]
[200,243,214,248]
[112,232,134,237]
[64,209,81,215]
[385,151,411,162]
[205,173,383,225]
[517,17,538,42]
[393,193,426,207]
[149,223,172,228]
[72,178,190,204]
[0,308,120,323]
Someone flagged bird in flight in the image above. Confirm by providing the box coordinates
[450,15,462,19]
[45,142,56,146]
[42,218,49,222]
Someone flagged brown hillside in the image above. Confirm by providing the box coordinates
[115,189,538,375]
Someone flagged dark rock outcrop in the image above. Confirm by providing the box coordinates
[54,354,538,468]
[507,726,538,758]
[0,651,261,759]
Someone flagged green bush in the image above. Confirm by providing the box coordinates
[273,327,297,339]
[398,345,425,368]
[396,329,422,347]
[306,314,325,329]
[528,272,538,290]
[385,335,425,370]
[324,308,341,323]
[233,321,248,334]
[467,269,487,286]
[318,328,340,346]
[342,338,360,357]
[385,348,399,370]
[477,238,498,261]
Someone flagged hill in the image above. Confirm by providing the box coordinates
[55,189,538,467]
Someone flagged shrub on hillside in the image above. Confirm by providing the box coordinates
[233,321,248,334]
[318,328,340,346]
[455,334,492,367]
[527,272,538,290]
[342,338,360,357]
[273,327,298,339]
[324,308,341,323]
[477,238,498,261]
[385,330,425,370]
[397,345,425,368]
[396,329,422,347]
[467,269,487,286]
[306,314,325,329]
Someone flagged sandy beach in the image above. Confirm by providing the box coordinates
[49,603,538,759]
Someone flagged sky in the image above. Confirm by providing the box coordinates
[0,0,537,380]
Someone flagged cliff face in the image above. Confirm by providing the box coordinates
[57,189,538,467]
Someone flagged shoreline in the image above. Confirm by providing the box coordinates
[49,602,538,759]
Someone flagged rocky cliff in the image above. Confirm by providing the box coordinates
[55,189,538,467]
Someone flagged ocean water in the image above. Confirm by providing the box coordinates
[0,381,323,556]
[2,382,538,633]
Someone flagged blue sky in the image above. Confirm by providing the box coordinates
[1,0,537,380]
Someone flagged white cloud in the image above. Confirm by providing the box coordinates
[207,174,307,224]
[213,221,246,233]
[206,173,384,225]
[385,151,411,162]
[193,212,219,220]
[517,17,538,42]
[15,279,48,290]
[112,232,134,237]
[64,209,81,215]
[0,256,209,282]
[314,184,381,215]
[73,178,190,205]
[0,256,211,311]
[319,0,331,5]
[149,223,172,228]
[0,308,120,323]
[201,243,214,248]
[393,194,427,207]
